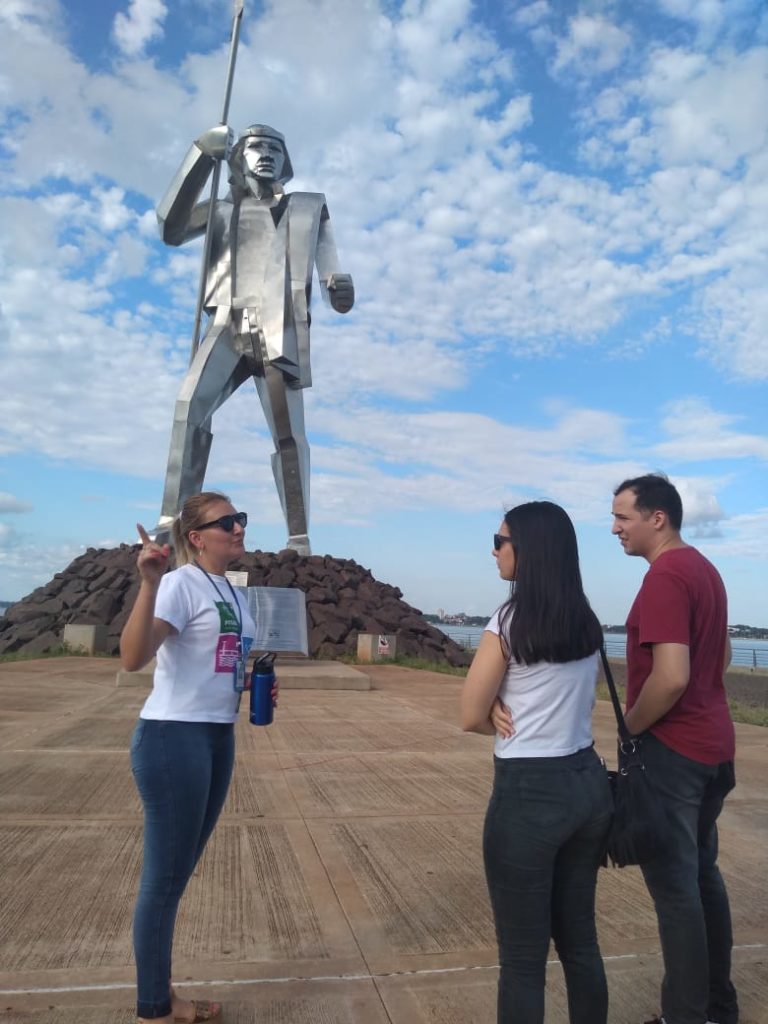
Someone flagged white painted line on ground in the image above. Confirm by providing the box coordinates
[2,944,765,997]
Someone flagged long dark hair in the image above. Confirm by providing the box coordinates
[497,501,603,664]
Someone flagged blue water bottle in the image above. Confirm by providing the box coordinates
[249,659,275,726]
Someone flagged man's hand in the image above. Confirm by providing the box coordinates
[327,273,355,313]
[195,125,234,161]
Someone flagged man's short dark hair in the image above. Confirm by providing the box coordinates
[613,473,683,531]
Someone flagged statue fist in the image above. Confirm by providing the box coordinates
[195,125,234,161]
[327,273,355,314]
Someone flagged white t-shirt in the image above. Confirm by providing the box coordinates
[486,609,598,759]
[140,563,256,723]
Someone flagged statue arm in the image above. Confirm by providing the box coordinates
[156,126,232,247]
[315,206,354,313]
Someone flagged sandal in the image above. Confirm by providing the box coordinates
[173,1000,222,1023]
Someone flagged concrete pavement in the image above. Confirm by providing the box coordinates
[0,657,765,1023]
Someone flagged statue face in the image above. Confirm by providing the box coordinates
[242,136,285,181]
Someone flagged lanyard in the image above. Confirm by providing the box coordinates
[194,562,242,636]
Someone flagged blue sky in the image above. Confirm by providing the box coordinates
[1,0,767,626]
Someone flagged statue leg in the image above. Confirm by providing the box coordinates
[253,366,311,555]
[157,318,250,536]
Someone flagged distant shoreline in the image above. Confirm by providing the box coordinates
[437,623,768,671]
[1,599,765,640]
[427,616,767,641]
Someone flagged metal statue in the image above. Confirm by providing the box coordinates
[153,123,354,554]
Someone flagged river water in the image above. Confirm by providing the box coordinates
[437,624,768,670]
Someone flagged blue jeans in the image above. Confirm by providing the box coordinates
[483,745,613,1024]
[130,719,235,1019]
[640,733,738,1024]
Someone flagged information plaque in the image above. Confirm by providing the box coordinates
[242,586,309,656]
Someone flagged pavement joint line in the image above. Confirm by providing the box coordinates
[2,944,765,997]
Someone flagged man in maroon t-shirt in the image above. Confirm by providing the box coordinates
[611,474,737,1024]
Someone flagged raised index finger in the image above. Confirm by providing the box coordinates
[136,523,152,546]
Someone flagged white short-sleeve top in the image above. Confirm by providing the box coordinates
[140,563,256,723]
[485,609,598,758]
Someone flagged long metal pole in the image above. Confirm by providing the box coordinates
[188,0,245,365]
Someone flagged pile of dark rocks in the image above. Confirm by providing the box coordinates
[0,546,472,667]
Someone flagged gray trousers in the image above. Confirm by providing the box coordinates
[640,733,738,1024]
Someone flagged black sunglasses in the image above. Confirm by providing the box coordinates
[493,533,514,551]
[197,512,248,533]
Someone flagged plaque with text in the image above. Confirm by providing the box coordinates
[242,586,308,656]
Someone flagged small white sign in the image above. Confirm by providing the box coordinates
[225,570,250,588]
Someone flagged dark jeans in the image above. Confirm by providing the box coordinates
[640,733,738,1024]
[483,745,613,1024]
[130,719,235,1019]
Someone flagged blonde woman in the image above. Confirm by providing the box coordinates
[121,492,274,1024]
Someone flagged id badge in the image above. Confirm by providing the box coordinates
[233,657,247,693]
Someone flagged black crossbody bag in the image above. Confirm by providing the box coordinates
[600,647,669,868]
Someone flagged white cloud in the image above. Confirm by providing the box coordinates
[571,42,768,381]
[0,0,63,34]
[512,2,552,30]
[0,538,85,599]
[275,400,633,525]
[674,477,725,530]
[655,0,728,33]
[642,47,768,171]
[0,493,33,514]
[94,186,134,232]
[113,0,168,57]
[552,15,632,76]
[705,507,768,559]
[584,45,768,174]
[695,270,768,380]
[654,399,768,462]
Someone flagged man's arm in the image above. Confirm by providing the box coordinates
[624,642,690,735]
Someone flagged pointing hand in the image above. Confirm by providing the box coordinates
[135,523,171,583]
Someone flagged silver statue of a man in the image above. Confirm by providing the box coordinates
[154,123,354,554]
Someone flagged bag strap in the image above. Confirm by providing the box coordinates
[599,646,633,744]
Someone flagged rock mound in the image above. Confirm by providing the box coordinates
[0,546,471,667]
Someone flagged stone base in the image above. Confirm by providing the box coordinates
[63,624,107,654]
[116,659,371,691]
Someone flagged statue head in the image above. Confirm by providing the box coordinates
[228,124,294,193]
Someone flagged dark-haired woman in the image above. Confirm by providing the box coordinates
[121,491,273,1024]
[460,501,612,1024]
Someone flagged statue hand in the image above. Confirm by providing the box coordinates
[327,273,355,313]
[195,125,234,161]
